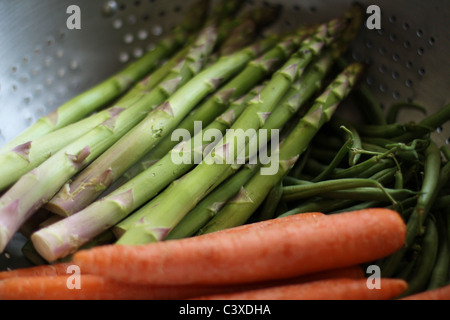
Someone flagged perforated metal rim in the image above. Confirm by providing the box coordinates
[0,0,449,270]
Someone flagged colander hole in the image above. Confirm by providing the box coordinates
[152,25,163,36]
[11,66,17,73]
[142,14,150,22]
[158,10,166,17]
[392,71,399,80]
[293,5,300,11]
[58,68,66,78]
[365,40,373,49]
[393,91,400,99]
[429,37,435,46]
[119,52,130,63]
[389,15,396,23]
[46,77,54,86]
[56,49,64,58]
[403,41,411,48]
[417,47,424,56]
[416,29,424,37]
[23,57,29,64]
[35,85,43,96]
[445,138,449,145]
[405,79,413,88]
[392,53,400,62]
[147,43,156,51]
[4,252,10,259]
[309,6,317,13]
[24,95,31,104]
[134,47,144,58]
[379,64,387,73]
[128,14,137,24]
[379,84,387,93]
[32,68,40,76]
[12,84,18,91]
[402,22,410,30]
[21,75,28,83]
[378,47,387,55]
[406,61,413,69]
[436,126,443,134]
[389,34,397,42]
[69,60,79,70]
[134,0,141,5]
[173,5,181,13]
[366,76,374,86]
[113,19,123,29]
[138,30,148,40]
[124,33,134,44]
[418,67,426,77]
[45,57,52,67]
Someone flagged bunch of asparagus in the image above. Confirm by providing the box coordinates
[0,2,369,263]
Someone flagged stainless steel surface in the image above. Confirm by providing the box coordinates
[0,0,449,270]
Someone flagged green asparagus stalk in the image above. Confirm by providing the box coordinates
[30,86,263,262]
[0,24,270,253]
[46,33,299,215]
[115,20,345,245]
[101,31,308,197]
[162,51,339,239]
[217,4,282,56]
[198,62,363,234]
[0,0,210,154]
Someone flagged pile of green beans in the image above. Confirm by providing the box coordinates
[248,85,450,297]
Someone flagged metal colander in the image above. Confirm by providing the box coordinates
[0,0,449,271]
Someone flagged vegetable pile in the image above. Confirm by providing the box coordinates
[0,0,449,300]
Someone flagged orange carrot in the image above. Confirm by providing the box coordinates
[192,278,409,300]
[0,266,366,300]
[0,262,75,280]
[0,275,245,300]
[400,284,450,300]
[73,208,406,286]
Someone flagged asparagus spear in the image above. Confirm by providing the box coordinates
[0,24,241,253]
[0,0,210,154]
[101,30,308,198]
[198,62,363,234]
[45,32,296,216]
[116,20,345,245]
[164,51,338,239]
[30,86,263,262]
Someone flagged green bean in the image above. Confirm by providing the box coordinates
[327,116,362,166]
[278,197,355,217]
[381,142,441,277]
[330,200,381,214]
[281,178,397,205]
[330,157,395,179]
[394,250,419,281]
[255,180,284,222]
[283,176,312,186]
[399,217,439,298]
[357,123,409,139]
[353,83,387,125]
[394,103,450,143]
[320,187,417,203]
[290,146,312,179]
[312,140,352,182]
[386,102,427,124]
[309,146,342,165]
[442,145,450,161]
[427,210,450,290]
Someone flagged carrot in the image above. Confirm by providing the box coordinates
[73,208,406,286]
[0,266,367,300]
[191,278,409,300]
[400,284,450,300]
[0,274,235,300]
[0,262,75,280]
